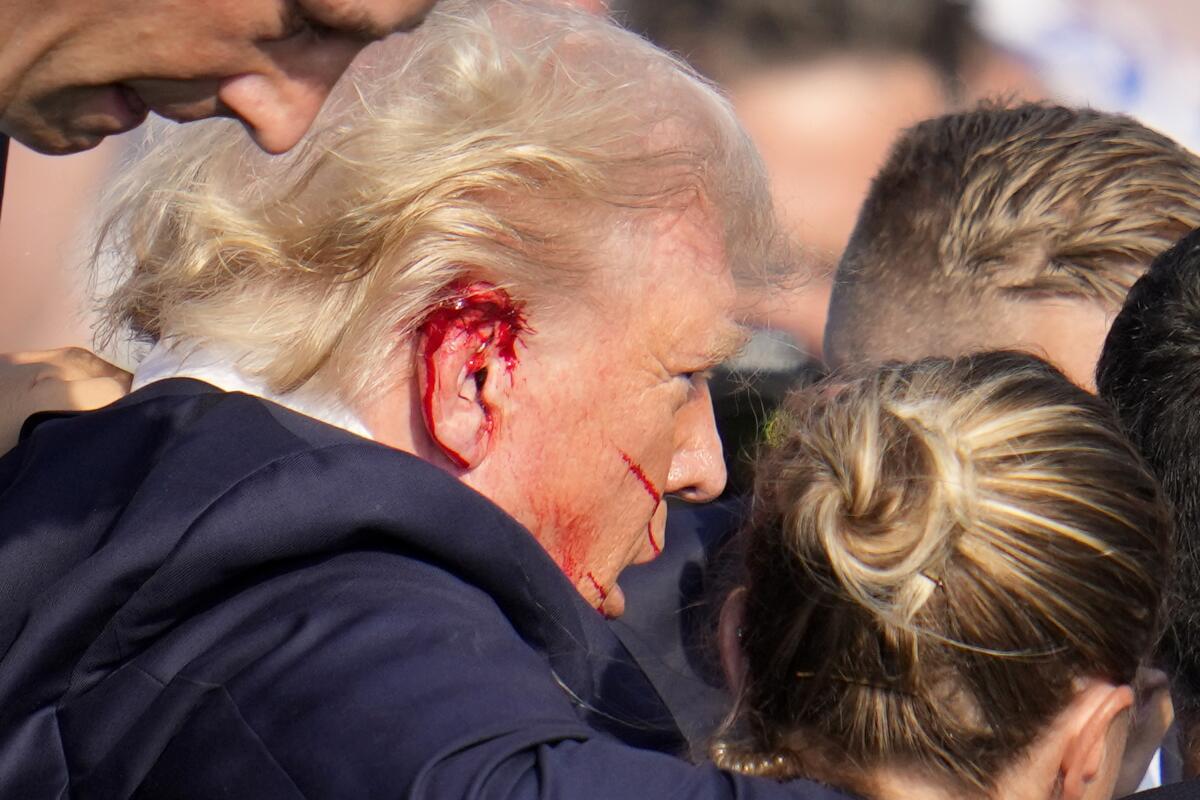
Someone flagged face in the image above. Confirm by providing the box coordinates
[462,203,743,617]
[0,0,437,154]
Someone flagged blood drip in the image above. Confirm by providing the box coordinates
[420,281,528,468]
[586,571,608,603]
[618,451,662,504]
[618,450,663,555]
[646,522,662,556]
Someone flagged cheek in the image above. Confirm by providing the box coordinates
[523,492,599,582]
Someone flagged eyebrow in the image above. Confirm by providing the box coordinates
[702,323,753,366]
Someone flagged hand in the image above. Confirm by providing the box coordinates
[0,348,132,454]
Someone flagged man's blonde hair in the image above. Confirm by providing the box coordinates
[825,103,1200,367]
[96,0,777,404]
[714,352,1170,795]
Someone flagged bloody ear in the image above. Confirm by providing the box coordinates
[416,282,527,470]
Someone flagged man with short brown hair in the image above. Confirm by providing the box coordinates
[824,103,1200,389]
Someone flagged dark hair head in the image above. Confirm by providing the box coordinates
[1097,225,1200,739]
[618,0,977,87]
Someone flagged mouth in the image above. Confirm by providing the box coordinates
[586,571,626,619]
[632,505,667,566]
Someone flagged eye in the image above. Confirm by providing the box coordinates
[675,370,712,394]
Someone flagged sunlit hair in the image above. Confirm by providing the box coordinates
[95,0,778,404]
[713,352,1169,795]
[825,103,1200,367]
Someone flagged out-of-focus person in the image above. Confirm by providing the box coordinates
[621,0,1043,358]
[1099,227,1200,786]
[715,352,1171,800]
[0,2,849,797]
[976,0,1200,154]
[824,102,1200,391]
[0,0,438,155]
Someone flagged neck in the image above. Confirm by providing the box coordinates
[866,766,976,800]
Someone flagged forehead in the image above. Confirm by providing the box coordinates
[621,203,746,362]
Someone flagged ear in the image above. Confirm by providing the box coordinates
[416,307,521,470]
[1060,681,1135,800]
[718,587,749,694]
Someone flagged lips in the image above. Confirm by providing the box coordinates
[601,582,626,619]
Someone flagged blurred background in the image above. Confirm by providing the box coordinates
[1,0,1197,486]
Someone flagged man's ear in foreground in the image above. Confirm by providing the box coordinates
[414,282,528,471]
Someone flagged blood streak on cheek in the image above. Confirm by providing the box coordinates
[419,280,529,468]
[618,450,663,555]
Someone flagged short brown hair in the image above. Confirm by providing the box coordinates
[825,103,1200,367]
[714,352,1170,795]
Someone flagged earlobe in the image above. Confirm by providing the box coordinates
[1060,682,1135,800]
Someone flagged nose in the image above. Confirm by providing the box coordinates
[665,378,727,502]
[218,36,363,154]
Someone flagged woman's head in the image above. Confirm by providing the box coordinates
[716,352,1170,798]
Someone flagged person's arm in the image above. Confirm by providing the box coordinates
[0,348,130,453]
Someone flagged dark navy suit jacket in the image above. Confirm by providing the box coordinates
[0,379,846,799]
[611,498,742,757]
[1130,782,1200,799]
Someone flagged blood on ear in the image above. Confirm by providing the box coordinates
[418,281,529,467]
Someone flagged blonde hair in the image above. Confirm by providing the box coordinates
[95,0,777,404]
[714,352,1170,795]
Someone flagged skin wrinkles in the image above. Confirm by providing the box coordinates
[455,203,736,617]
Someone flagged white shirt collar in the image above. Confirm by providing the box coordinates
[131,340,374,440]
